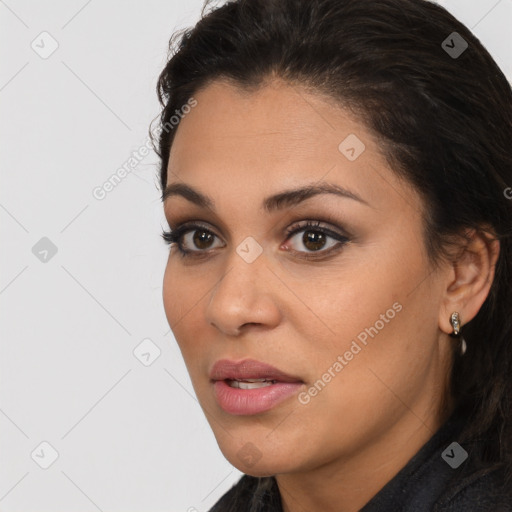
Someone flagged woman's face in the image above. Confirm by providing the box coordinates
[162,78,453,476]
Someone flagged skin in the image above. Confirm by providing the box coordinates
[161,78,499,512]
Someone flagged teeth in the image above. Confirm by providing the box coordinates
[228,379,277,389]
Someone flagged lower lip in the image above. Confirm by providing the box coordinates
[213,380,304,415]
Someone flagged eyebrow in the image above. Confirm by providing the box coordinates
[161,181,368,213]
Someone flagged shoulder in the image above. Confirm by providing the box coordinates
[433,464,512,512]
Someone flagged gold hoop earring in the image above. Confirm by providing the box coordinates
[450,312,467,355]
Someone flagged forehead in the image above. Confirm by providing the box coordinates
[170,78,353,164]
[166,78,422,216]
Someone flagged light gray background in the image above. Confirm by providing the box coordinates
[1,1,511,511]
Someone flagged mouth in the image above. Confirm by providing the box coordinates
[224,378,279,389]
[209,358,305,415]
[209,358,304,383]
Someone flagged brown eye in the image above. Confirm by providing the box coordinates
[301,230,328,252]
[164,219,349,260]
[163,222,224,256]
[181,227,222,252]
[283,221,350,259]
[287,228,338,253]
[192,230,215,249]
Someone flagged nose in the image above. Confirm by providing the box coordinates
[205,249,282,336]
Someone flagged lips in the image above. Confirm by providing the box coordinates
[210,358,305,415]
[213,380,304,415]
[209,358,303,384]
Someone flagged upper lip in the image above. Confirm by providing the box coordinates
[210,358,303,383]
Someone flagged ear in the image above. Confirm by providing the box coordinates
[439,228,500,334]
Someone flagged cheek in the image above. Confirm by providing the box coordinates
[162,258,213,373]
[162,256,205,326]
[290,239,435,397]
[162,259,179,324]
[287,249,408,352]
[299,261,440,415]
[162,259,199,356]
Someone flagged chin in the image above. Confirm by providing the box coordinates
[229,456,294,477]
[217,437,304,476]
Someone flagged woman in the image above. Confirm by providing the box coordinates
[153,0,512,510]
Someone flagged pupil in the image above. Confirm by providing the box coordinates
[303,231,325,251]
[193,230,213,249]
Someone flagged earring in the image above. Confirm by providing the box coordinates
[450,312,467,355]
[450,312,460,335]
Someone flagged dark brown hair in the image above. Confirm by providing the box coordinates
[153,0,512,508]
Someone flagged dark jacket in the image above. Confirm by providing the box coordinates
[209,411,512,511]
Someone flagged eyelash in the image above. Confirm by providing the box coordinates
[161,220,350,260]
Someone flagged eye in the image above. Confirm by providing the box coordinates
[282,220,349,259]
[161,222,223,256]
[162,219,350,260]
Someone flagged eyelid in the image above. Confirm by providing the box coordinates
[166,212,353,239]
[169,221,226,250]
[284,219,350,241]
[164,218,351,259]
[281,220,350,259]
[166,218,348,243]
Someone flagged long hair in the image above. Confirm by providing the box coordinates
[153,0,512,507]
